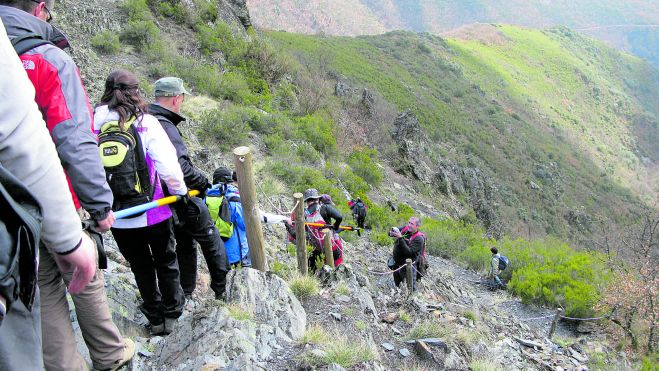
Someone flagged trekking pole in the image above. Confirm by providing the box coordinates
[304,222,363,236]
[114,190,200,220]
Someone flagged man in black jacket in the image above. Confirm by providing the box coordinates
[390,217,426,288]
[150,77,228,300]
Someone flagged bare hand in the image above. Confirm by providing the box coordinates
[95,210,115,232]
[54,233,96,294]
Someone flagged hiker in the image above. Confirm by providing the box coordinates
[389,217,427,288]
[286,188,343,271]
[349,197,368,229]
[0,2,134,369]
[95,70,188,335]
[488,247,506,290]
[0,20,99,368]
[149,77,228,300]
[207,167,290,268]
[387,200,396,213]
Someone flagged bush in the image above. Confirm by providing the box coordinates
[120,20,159,47]
[91,31,121,54]
[299,325,330,345]
[155,1,188,24]
[292,115,337,157]
[194,0,218,23]
[347,148,383,186]
[288,274,320,300]
[120,0,151,21]
[197,107,250,151]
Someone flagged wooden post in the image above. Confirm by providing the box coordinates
[323,229,335,268]
[293,193,307,275]
[548,308,563,339]
[233,146,267,271]
[406,258,414,293]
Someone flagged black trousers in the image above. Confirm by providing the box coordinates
[392,262,421,288]
[175,197,228,297]
[112,218,184,325]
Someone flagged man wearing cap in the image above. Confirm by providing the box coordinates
[149,77,229,300]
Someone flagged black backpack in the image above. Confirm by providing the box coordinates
[354,201,367,218]
[0,164,41,312]
[98,118,154,212]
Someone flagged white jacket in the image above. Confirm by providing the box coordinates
[94,105,187,229]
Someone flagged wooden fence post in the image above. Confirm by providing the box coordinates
[233,146,267,271]
[548,308,563,339]
[323,229,335,268]
[293,193,307,275]
[406,258,414,293]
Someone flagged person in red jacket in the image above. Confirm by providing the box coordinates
[0,1,133,370]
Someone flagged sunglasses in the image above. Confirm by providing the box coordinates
[31,0,53,22]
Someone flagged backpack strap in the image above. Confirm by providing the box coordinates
[0,164,41,311]
[410,231,426,256]
[126,120,154,201]
[11,33,53,55]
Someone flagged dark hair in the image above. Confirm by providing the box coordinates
[0,0,53,12]
[99,70,146,130]
[490,247,498,254]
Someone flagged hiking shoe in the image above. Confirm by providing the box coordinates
[94,338,135,371]
[149,322,165,336]
[164,317,178,334]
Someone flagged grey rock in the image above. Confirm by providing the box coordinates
[311,348,328,358]
[336,295,351,303]
[381,343,395,351]
[330,312,342,321]
[327,363,347,371]
[392,110,434,184]
[405,338,449,353]
[399,348,411,358]
[392,327,403,335]
[335,81,352,97]
[414,340,434,360]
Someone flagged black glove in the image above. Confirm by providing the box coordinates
[173,193,191,226]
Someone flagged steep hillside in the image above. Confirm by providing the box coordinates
[246,0,659,66]
[269,25,658,242]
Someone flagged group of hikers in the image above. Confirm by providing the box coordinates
[0,1,508,369]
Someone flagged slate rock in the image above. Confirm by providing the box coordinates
[381,343,395,351]
[399,348,411,358]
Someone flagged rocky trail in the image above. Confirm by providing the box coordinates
[64,223,625,371]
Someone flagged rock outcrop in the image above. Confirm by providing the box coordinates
[391,110,434,184]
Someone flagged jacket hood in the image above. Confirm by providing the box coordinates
[93,105,119,130]
[149,103,185,126]
[0,5,70,49]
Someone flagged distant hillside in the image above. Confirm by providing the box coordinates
[269,24,659,240]
[247,0,659,66]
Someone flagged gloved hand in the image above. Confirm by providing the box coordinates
[173,193,191,227]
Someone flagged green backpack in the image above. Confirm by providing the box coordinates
[206,193,236,240]
[98,118,153,211]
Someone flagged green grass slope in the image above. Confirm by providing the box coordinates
[269,24,658,240]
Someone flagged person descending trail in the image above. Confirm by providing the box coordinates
[349,197,368,229]
[96,70,188,336]
[389,217,427,289]
[1,2,134,369]
[0,18,100,369]
[287,189,344,271]
[488,247,508,290]
[207,167,290,268]
[149,77,229,300]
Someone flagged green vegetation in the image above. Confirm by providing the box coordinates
[288,274,320,300]
[405,319,448,340]
[335,282,350,296]
[299,325,330,345]
[301,335,377,368]
[90,31,121,54]
[226,304,252,321]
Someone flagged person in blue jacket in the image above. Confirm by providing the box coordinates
[206,167,289,268]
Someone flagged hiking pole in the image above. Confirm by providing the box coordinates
[114,190,200,220]
[304,222,363,237]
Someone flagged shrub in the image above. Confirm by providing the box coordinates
[288,274,320,300]
[347,148,383,186]
[405,319,448,340]
[336,282,350,296]
[91,31,121,54]
[292,115,337,157]
[155,1,188,24]
[296,142,322,165]
[120,20,159,47]
[194,0,218,23]
[120,0,151,21]
[197,107,250,151]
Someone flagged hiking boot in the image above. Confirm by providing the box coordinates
[149,322,165,336]
[94,338,135,371]
[164,317,178,334]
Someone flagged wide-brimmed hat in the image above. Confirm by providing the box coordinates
[303,188,320,201]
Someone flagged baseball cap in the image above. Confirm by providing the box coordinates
[154,77,191,97]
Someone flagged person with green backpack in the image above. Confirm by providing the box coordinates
[206,167,290,268]
[95,70,188,336]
